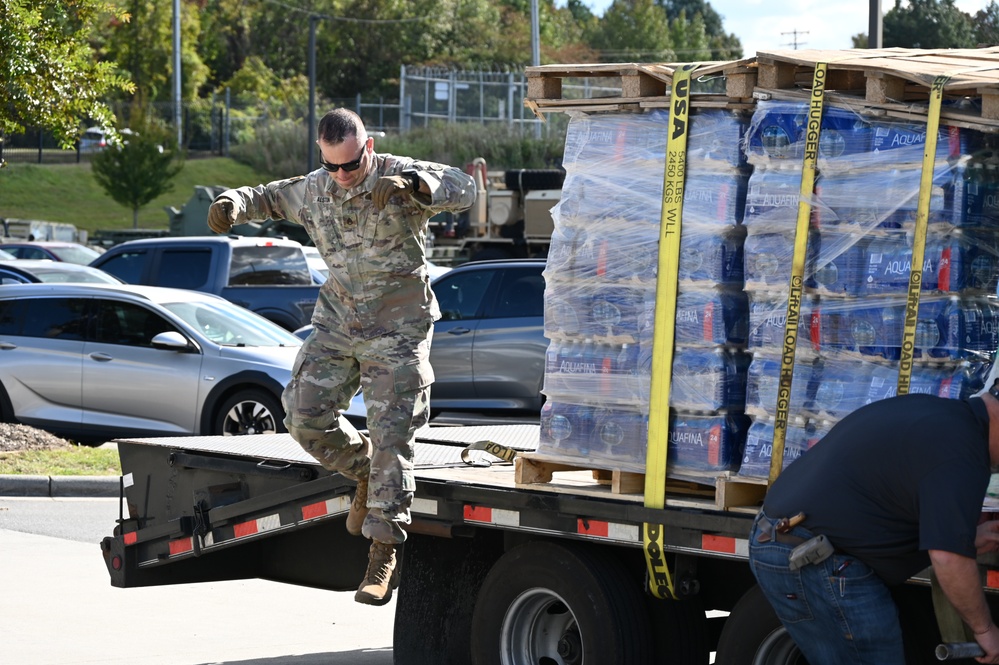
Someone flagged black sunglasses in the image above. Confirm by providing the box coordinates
[319,146,365,173]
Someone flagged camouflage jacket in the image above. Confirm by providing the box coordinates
[222,154,476,335]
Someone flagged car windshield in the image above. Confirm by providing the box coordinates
[31,267,119,284]
[49,245,101,264]
[162,299,303,347]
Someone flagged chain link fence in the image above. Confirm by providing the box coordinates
[2,66,620,165]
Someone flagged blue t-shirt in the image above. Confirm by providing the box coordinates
[763,393,991,585]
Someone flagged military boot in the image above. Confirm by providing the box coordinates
[354,540,400,606]
[345,475,369,536]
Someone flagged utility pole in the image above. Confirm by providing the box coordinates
[869,0,883,48]
[173,0,182,149]
[308,15,319,172]
[781,29,809,50]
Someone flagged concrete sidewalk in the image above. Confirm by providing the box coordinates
[0,474,119,497]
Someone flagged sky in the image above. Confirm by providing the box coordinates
[573,0,994,57]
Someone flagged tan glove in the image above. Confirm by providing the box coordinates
[207,198,235,234]
[371,174,413,210]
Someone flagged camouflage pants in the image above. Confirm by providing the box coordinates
[282,322,433,544]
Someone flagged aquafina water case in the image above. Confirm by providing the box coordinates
[674,290,750,347]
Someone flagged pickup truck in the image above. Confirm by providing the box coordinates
[90,235,319,331]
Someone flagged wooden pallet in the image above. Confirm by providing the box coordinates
[523,59,757,117]
[753,47,999,128]
[513,452,767,512]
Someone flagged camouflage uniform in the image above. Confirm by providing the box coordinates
[218,154,475,543]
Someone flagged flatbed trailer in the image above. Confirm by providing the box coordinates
[99,424,983,665]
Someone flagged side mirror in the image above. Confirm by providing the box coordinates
[151,331,195,352]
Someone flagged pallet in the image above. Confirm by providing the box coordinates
[513,452,767,513]
[523,59,757,117]
[753,47,999,127]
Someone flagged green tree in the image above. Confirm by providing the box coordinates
[974,1,999,45]
[592,0,673,62]
[883,0,976,48]
[658,0,742,59]
[0,0,134,158]
[91,124,183,228]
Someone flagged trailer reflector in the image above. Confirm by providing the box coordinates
[169,537,193,556]
[412,497,438,516]
[701,534,749,557]
[301,495,350,521]
[123,531,137,546]
[577,519,640,542]
[464,505,520,526]
[988,570,999,590]
[234,514,281,539]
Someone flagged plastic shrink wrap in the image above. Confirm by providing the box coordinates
[540,101,999,482]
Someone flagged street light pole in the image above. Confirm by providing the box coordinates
[307,15,318,172]
[173,0,182,148]
[869,0,883,48]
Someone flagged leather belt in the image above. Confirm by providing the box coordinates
[755,531,807,546]
[755,512,809,546]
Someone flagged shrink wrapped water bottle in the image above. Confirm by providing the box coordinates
[811,231,868,297]
[956,229,999,292]
[745,354,814,416]
[744,230,816,291]
[539,400,597,457]
[744,169,803,230]
[809,356,875,418]
[745,102,871,167]
[863,232,950,296]
[670,347,750,413]
[674,290,750,347]
[682,172,748,226]
[589,285,643,338]
[739,416,811,478]
[865,363,944,404]
[687,109,750,170]
[593,407,648,466]
[748,292,818,353]
[545,288,587,338]
[678,225,746,288]
[667,412,750,477]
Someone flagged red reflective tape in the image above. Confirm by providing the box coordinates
[302,501,328,520]
[702,534,736,554]
[464,505,492,522]
[578,519,609,537]
[234,520,259,538]
[169,537,193,555]
[123,532,137,546]
[988,570,999,590]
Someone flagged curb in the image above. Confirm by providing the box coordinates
[0,475,119,498]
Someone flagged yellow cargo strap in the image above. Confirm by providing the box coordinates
[896,75,949,396]
[768,63,827,486]
[643,63,698,600]
[460,440,519,467]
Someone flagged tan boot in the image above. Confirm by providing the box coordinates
[354,540,400,606]
[345,475,369,536]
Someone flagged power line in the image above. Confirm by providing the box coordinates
[781,29,809,50]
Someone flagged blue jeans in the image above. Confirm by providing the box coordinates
[748,512,904,665]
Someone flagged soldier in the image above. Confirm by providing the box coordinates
[207,108,476,605]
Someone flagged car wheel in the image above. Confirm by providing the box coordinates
[213,389,286,436]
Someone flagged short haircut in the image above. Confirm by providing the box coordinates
[318,108,366,145]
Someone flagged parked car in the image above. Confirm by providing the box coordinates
[0,260,124,285]
[78,126,138,153]
[0,283,364,443]
[89,236,320,331]
[0,249,15,260]
[294,259,547,416]
[0,241,102,265]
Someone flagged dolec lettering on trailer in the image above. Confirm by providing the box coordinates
[645,523,673,598]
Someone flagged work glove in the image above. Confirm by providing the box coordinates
[371,174,413,211]
[207,198,235,234]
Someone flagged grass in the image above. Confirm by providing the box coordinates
[0,447,121,476]
[0,157,277,234]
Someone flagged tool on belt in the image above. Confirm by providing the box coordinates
[756,513,835,571]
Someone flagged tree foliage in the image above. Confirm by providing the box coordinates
[91,123,183,228]
[883,0,977,48]
[0,0,134,153]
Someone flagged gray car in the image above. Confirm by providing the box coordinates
[0,260,124,285]
[0,283,363,443]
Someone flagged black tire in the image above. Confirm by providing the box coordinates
[715,585,805,665]
[470,540,652,665]
[646,593,710,665]
[504,168,565,192]
[212,389,286,436]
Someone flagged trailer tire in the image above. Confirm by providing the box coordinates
[503,169,565,192]
[470,540,652,665]
[212,389,286,436]
[714,585,803,665]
